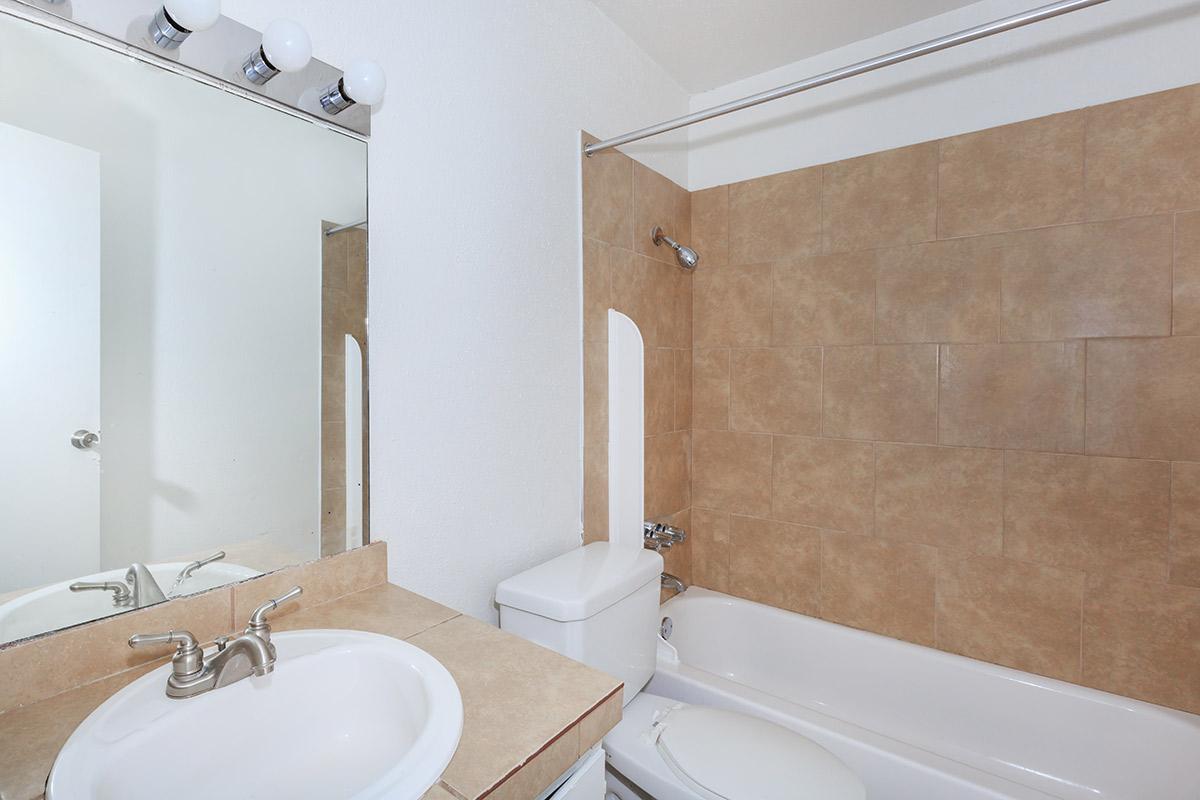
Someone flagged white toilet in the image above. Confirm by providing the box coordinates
[497,542,866,800]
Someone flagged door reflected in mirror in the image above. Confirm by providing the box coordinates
[0,11,368,645]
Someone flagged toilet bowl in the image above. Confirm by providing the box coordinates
[496,543,865,800]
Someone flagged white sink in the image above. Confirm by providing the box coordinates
[0,562,261,643]
[46,629,463,800]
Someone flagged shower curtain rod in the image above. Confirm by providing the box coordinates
[583,0,1111,157]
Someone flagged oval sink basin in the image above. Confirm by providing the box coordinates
[0,562,262,643]
[46,629,463,800]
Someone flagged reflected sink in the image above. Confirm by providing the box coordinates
[0,562,262,643]
[46,629,463,800]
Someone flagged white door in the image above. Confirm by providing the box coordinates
[0,121,101,592]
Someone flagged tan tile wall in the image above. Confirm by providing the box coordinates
[582,134,693,584]
[686,84,1200,714]
[322,223,369,556]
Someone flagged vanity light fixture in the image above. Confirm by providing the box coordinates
[149,0,221,50]
[319,59,387,115]
[242,19,313,85]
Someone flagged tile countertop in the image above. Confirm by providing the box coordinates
[0,583,624,800]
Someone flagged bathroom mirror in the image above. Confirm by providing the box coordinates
[0,9,368,645]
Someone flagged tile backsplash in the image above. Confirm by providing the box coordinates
[583,82,1200,714]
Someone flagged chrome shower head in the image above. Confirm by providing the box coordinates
[651,226,700,271]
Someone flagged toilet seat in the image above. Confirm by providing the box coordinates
[604,693,865,800]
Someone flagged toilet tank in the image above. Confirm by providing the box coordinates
[497,542,663,707]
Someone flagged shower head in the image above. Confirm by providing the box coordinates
[651,226,700,271]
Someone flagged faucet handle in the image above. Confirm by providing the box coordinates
[246,586,303,641]
[128,630,203,678]
[175,550,226,584]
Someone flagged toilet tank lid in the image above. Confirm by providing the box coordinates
[496,542,664,622]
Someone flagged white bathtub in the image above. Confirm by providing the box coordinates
[648,588,1200,800]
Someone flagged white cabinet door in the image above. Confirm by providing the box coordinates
[546,747,606,800]
[0,122,101,591]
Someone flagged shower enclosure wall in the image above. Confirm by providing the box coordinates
[581,80,1200,717]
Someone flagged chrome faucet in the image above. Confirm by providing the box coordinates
[129,586,302,699]
[661,572,687,597]
[68,580,133,607]
[644,521,687,552]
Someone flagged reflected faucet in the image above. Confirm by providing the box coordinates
[173,551,226,586]
[125,563,168,608]
[69,581,133,607]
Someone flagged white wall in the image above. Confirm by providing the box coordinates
[687,0,1200,188]
[223,1,689,621]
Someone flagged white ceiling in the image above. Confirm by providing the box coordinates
[590,0,984,93]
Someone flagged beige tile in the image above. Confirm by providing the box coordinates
[321,220,347,293]
[409,615,619,800]
[582,237,611,342]
[693,349,730,430]
[674,349,692,431]
[1085,84,1200,220]
[1083,575,1200,714]
[487,725,581,800]
[999,216,1173,341]
[645,348,675,435]
[321,487,347,557]
[579,687,623,749]
[690,508,731,592]
[936,554,1084,682]
[875,443,1003,555]
[583,338,607,446]
[610,249,656,345]
[822,344,938,444]
[819,531,937,645]
[321,420,346,490]
[0,587,231,713]
[583,441,607,545]
[875,237,1003,344]
[938,111,1085,238]
[939,341,1085,452]
[582,135,633,248]
[691,185,729,269]
[771,252,876,346]
[772,436,874,533]
[823,143,938,253]
[231,543,388,624]
[659,508,693,589]
[729,516,821,614]
[1177,211,1200,336]
[1171,462,1200,587]
[730,347,822,435]
[692,430,772,516]
[645,431,690,518]
[653,258,693,349]
[421,785,458,800]
[728,167,822,264]
[321,353,345,424]
[1004,451,1170,581]
[1085,337,1200,462]
[272,583,459,641]
[635,161,689,265]
[693,263,772,348]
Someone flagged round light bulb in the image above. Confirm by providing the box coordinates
[342,59,386,107]
[163,0,221,32]
[262,19,312,73]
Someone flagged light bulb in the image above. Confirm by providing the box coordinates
[262,19,312,73]
[150,0,220,49]
[163,0,220,32]
[342,59,386,106]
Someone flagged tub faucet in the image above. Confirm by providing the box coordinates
[661,572,687,597]
[129,586,302,699]
[645,521,687,552]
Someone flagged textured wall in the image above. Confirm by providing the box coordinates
[582,136,694,583]
[686,83,1200,714]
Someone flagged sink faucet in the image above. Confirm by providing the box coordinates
[129,586,302,699]
[68,580,133,607]
[125,563,168,607]
[172,551,226,587]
